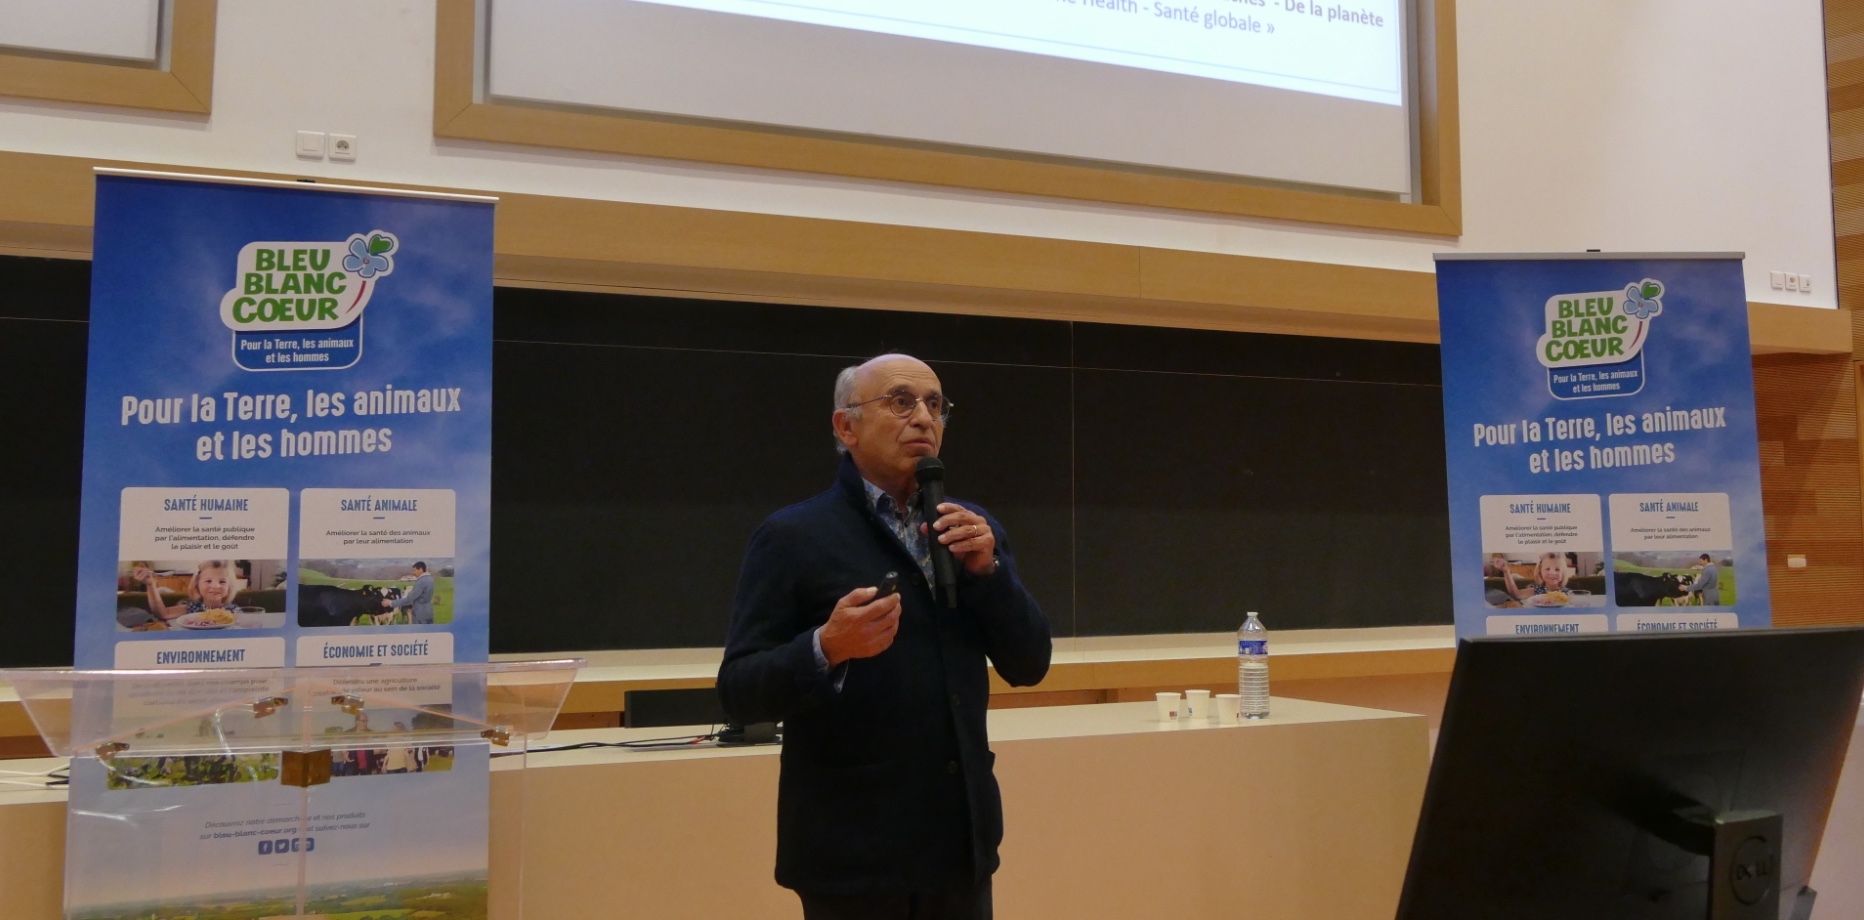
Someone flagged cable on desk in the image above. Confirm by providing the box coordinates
[492,725,725,757]
[532,731,721,753]
[0,764,69,788]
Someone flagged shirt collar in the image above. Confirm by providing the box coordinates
[860,477,919,519]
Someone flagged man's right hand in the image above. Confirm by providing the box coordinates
[817,586,902,667]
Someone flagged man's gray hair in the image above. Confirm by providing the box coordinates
[832,353,916,454]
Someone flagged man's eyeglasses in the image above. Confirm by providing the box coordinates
[845,390,953,424]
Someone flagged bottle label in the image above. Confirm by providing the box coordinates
[1239,640,1267,656]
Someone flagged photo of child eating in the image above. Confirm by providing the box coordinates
[116,558,287,630]
[1483,551,1605,608]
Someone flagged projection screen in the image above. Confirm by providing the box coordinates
[485,0,1414,195]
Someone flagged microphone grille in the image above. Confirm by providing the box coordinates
[913,456,946,481]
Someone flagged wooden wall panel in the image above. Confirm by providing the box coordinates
[1836,0,1864,322]
[1754,354,1864,625]
[1793,2,1864,628]
[0,151,1848,352]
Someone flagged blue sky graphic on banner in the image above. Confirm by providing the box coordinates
[75,174,492,669]
[1436,255,1770,639]
[63,172,495,920]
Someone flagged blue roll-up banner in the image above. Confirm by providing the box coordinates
[63,170,496,918]
[1436,253,1771,639]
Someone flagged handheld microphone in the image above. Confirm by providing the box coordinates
[915,457,959,608]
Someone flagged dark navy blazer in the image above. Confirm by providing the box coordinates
[717,454,1052,896]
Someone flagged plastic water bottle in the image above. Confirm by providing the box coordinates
[1238,612,1269,719]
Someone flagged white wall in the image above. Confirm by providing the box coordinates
[1808,706,1864,918]
[0,0,1838,308]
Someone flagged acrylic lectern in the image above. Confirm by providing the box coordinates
[0,659,583,920]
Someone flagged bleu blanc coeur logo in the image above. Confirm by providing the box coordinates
[1536,278,1664,370]
[219,231,398,333]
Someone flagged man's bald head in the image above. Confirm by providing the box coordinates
[833,354,933,422]
[831,353,947,499]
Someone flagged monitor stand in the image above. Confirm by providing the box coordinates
[1667,806,1782,920]
[1787,886,1816,920]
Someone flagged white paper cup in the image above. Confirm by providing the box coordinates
[1185,689,1211,719]
[1215,693,1242,723]
[1155,691,1181,721]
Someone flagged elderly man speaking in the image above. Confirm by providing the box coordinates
[718,353,1051,919]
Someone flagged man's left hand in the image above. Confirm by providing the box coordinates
[930,503,996,575]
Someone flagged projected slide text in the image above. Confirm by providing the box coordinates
[636,0,1405,105]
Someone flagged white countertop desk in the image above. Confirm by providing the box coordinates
[0,697,1430,920]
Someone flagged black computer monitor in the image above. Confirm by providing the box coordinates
[1397,627,1864,920]
[622,687,727,728]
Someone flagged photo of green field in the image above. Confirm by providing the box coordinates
[1612,553,1736,606]
[298,559,455,625]
[105,753,280,790]
[71,874,487,920]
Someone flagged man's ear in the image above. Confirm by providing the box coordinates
[832,409,858,448]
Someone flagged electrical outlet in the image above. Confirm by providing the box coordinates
[1800,273,1813,294]
[1785,273,1799,292]
[329,134,357,162]
[295,130,325,159]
